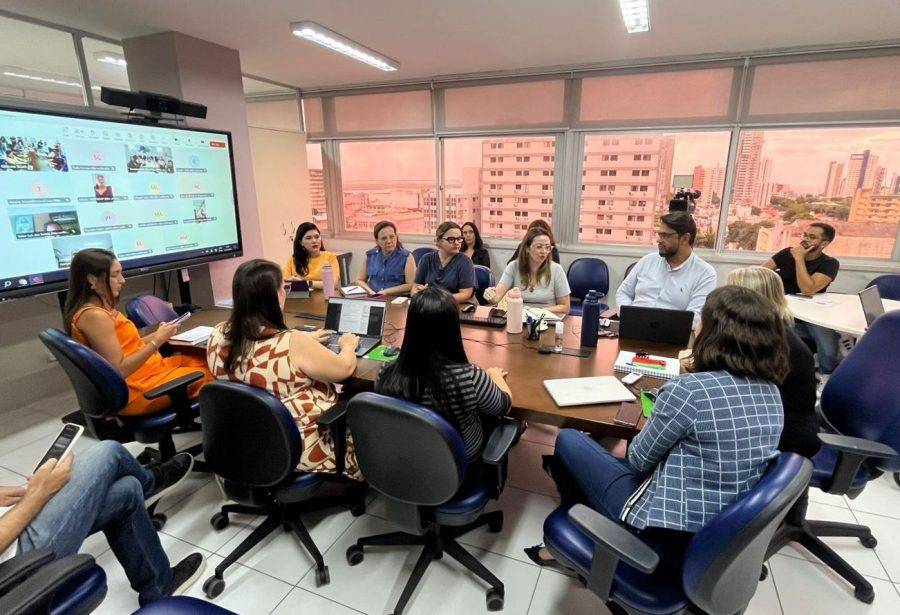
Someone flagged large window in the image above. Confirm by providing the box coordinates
[442,136,557,240]
[306,143,327,230]
[724,128,900,259]
[579,131,731,247]
[339,139,436,234]
[82,38,129,108]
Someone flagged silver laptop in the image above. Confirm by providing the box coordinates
[859,285,885,329]
[323,297,386,357]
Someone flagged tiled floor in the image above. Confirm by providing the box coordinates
[3,396,900,614]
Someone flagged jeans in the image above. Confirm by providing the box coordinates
[795,321,841,374]
[17,440,173,605]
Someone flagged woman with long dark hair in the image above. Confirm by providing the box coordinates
[461,221,491,268]
[284,222,339,294]
[527,285,788,572]
[508,219,559,264]
[375,286,512,461]
[65,248,213,416]
[354,220,415,295]
[411,221,476,304]
[207,259,362,479]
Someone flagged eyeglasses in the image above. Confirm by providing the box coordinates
[656,231,678,239]
[442,236,464,243]
[801,233,821,241]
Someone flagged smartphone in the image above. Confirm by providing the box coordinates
[168,311,192,326]
[34,423,83,472]
[614,402,643,427]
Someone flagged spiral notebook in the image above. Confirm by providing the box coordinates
[614,351,680,380]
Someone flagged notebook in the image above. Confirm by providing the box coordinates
[614,351,680,380]
[543,376,637,407]
[169,325,215,346]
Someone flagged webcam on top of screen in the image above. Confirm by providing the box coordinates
[100,87,207,124]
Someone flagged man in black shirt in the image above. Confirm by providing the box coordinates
[763,222,842,374]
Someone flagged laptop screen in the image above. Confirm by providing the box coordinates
[324,298,385,337]
[859,285,885,328]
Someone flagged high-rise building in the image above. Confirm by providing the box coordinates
[824,161,844,198]
[872,166,886,195]
[757,158,773,209]
[690,164,726,228]
[731,131,765,207]
[308,168,327,229]
[849,188,900,225]
[844,150,879,196]
[890,173,900,195]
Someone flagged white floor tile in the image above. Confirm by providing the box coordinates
[845,474,900,520]
[24,389,78,418]
[808,487,851,509]
[774,501,890,580]
[159,481,258,553]
[507,439,559,499]
[526,569,610,615]
[853,512,900,583]
[746,571,783,615]
[185,557,293,615]
[0,406,64,457]
[0,430,97,476]
[0,465,24,484]
[770,553,900,614]
[272,588,365,615]
[297,514,540,615]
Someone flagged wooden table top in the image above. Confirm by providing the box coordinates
[179,292,683,438]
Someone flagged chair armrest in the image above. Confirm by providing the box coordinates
[0,549,54,595]
[0,554,96,615]
[482,418,521,465]
[317,402,348,428]
[143,372,205,401]
[315,400,350,477]
[817,433,898,495]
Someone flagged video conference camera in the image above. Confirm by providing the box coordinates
[100,87,207,120]
[669,188,701,212]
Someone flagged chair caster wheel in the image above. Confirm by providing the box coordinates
[315,565,330,587]
[346,545,364,566]
[854,585,875,604]
[759,565,768,581]
[210,512,229,531]
[151,513,167,531]
[488,520,503,533]
[486,588,504,611]
[203,576,225,599]
[860,536,877,548]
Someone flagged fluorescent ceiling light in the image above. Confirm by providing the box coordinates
[291,21,399,72]
[619,0,650,33]
[2,69,82,88]
[93,51,127,67]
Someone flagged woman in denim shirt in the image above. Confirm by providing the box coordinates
[355,220,415,296]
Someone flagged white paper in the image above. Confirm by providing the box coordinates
[170,325,215,344]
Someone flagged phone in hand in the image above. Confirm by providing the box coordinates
[35,423,83,473]
[168,311,192,326]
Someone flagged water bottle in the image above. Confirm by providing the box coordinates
[321,262,335,298]
[554,320,564,352]
[506,288,523,334]
[579,290,600,348]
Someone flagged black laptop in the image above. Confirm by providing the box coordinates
[323,297,386,357]
[617,305,694,347]
[858,285,885,330]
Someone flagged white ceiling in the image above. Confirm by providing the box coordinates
[2,0,899,91]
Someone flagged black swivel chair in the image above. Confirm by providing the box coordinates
[0,549,107,614]
[199,381,366,599]
[344,392,521,615]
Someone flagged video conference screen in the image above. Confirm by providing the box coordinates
[0,106,242,300]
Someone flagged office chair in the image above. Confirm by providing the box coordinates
[543,452,810,615]
[0,549,107,615]
[566,257,610,316]
[132,597,238,614]
[199,381,366,599]
[623,261,638,280]
[765,310,900,603]
[411,247,436,265]
[344,392,520,615]
[125,294,178,329]
[473,264,496,305]
[867,274,900,301]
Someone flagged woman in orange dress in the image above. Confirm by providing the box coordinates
[63,248,213,416]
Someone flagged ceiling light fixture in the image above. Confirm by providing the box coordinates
[619,0,650,33]
[2,70,83,89]
[93,51,127,67]
[290,21,399,72]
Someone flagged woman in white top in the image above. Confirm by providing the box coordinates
[484,227,571,314]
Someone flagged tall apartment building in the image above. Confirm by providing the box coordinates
[308,168,327,229]
[731,131,765,207]
[844,150,879,196]
[823,161,844,198]
[873,166,886,195]
[757,158,774,208]
[691,165,726,229]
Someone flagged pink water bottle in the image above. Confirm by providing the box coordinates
[321,262,335,298]
[506,288,523,334]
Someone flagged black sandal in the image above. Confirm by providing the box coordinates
[524,545,577,577]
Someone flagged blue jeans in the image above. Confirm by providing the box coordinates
[795,321,841,374]
[17,440,173,605]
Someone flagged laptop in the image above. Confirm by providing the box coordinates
[618,305,694,347]
[543,376,636,407]
[859,285,885,329]
[287,280,310,299]
[323,297,386,357]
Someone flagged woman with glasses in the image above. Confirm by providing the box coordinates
[411,221,475,305]
[354,220,415,296]
[508,219,559,264]
[483,227,571,314]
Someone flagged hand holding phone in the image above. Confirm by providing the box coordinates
[34,423,83,474]
[168,311,192,326]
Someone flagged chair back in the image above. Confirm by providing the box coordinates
[682,453,811,615]
[347,392,467,506]
[623,261,638,280]
[567,257,610,300]
[868,274,900,300]
[39,328,128,419]
[125,294,178,328]
[473,264,496,305]
[821,310,900,472]
[199,381,301,488]
[412,247,436,265]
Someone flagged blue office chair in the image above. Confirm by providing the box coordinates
[623,261,638,281]
[543,453,811,615]
[345,392,521,615]
[867,274,900,301]
[0,549,107,614]
[199,381,366,599]
[765,310,900,603]
[567,257,610,316]
[411,247,436,265]
[125,294,178,329]
[473,264,496,305]
[132,597,238,614]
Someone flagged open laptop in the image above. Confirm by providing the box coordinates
[323,297,386,357]
[617,305,694,347]
[859,285,885,330]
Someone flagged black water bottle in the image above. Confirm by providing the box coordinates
[579,290,600,348]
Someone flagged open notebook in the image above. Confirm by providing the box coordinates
[614,351,680,380]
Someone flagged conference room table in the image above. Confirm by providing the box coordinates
[174,292,683,439]
[785,292,900,337]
